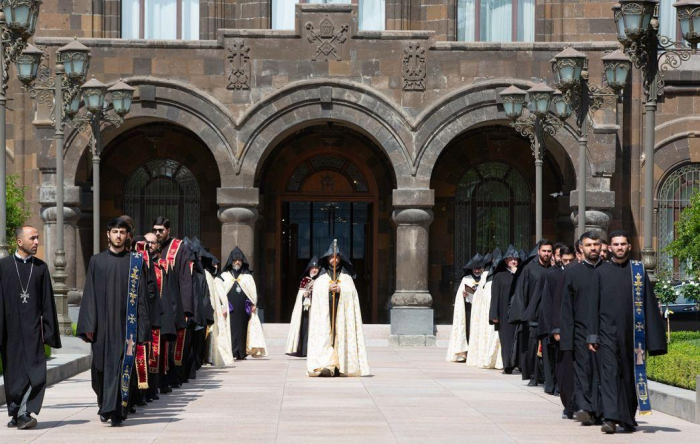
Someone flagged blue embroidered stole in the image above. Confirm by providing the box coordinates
[120,252,144,407]
[631,260,652,416]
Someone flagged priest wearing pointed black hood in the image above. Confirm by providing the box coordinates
[446,253,483,362]
[307,241,369,377]
[214,247,267,360]
[286,257,321,357]
[587,231,666,434]
[0,226,61,430]
[77,217,151,427]
[556,231,603,425]
[508,240,553,384]
[489,245,520,373]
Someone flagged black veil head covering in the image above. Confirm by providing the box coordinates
[301,256,322,280]
[462,253,484,276]
[485,247,503,279]
[494,244,519,274]
[519,249,528,263]
[221,246,252,275]
[320,242,356,279]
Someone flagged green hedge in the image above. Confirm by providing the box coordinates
[0,345,52,375]
[647,331,700,391]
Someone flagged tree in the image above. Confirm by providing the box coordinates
[5,174,31,254]
[666,190,700,279]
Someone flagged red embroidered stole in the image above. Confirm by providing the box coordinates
[136,344,148,389]
[148,329,161,373]
[174,329,186,366]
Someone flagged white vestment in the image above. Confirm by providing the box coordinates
[285,288,308,354]
[307,272,370,377]
[206,269,233,366]
[446,275,478,362]
[466,276,503,369]
[215,271,268,358]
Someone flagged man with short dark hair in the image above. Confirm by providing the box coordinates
[587,230,666,434]
[558,231,603,425]
[599,239,609,261]
[509,240,553,385]
[0,226,61,430]
[77,217,151,426]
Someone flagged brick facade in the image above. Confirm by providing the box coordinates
[6,1,697,323]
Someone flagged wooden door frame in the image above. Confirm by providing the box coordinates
[274,149,381,323]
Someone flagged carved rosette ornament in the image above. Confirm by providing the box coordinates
[227,39,250,90]
[402,42,426,91]
[306,15,348,61]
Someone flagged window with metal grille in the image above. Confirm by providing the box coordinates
[454,161,530,279]
[124,159,201,238]
[658,163,700,280]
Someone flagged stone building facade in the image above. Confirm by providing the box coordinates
[7,1,700,339]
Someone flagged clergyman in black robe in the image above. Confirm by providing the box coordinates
[187,238,216,377]
[0,226,61,430]
[508,240,553,383]
[489,245,519,373]
[77,218,151,426]
[587,231,666,434]
[153,216,194,387]
[222,247,254,360]
[558,232,603,425]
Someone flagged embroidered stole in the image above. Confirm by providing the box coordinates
[120,252,143,407]
[631,260,652,416]
[149,261,166,373]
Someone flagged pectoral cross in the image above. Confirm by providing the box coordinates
[20,290,29,304]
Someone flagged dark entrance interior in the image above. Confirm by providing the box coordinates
[281,201,372,321]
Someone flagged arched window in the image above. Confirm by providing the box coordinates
[455,162,530,277]
[658,163,700,279]
[124,159,201,238]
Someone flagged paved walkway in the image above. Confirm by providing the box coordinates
[2,346,699,443]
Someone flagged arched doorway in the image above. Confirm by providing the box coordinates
[429,125,574,323]
[75,121,222,262]
[257,124,396,323]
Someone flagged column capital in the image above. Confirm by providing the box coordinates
[392,208,434,227]
[569,190,615,210]
[570,209,613,238]
[39,185,82,207]
[392,188,434,208]
[216,187,259,207]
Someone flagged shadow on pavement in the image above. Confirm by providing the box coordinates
[36,419,91,429]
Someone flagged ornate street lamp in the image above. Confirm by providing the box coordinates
[675,0,700,50]
[553,90,573,120]
[602,49,633,93]
[613,1,692,275]
[618,0,658,41]
[19,39,91,335]
[500,82,565,241]
[613,3,634,48]
[73,78,134,254]
[552,47,622,238]
[0,0,42,258]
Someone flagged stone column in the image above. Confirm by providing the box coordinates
[39,183,81,335]
[217,187,259,268]
[389,189,435,346]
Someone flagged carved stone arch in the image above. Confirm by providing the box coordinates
[234,80,413,188]
[63,77,238,186]
[651,116,700,196]
[413,79,583,188]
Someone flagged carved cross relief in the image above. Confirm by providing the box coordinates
[403,41,426,91]
[306,15,348,61]
[227,39,251,90]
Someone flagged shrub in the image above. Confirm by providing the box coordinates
[647,331,700,391]
[5,174,31,255]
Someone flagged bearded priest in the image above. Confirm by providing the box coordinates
[307,241,369,377]
[286,257,321,357]
[214,247,267,360]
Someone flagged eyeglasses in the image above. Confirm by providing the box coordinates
[153,228,165,233]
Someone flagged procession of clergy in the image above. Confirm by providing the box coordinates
[1,216,665,434]
[0,215,368,429]
[447,230,666,434]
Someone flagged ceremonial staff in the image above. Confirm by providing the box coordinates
[331,239,338,342]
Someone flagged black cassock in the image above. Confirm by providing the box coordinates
[189,266,215,377]
[77,250,151,420]
[535,266,565,395]
[558,260,602,415]
[0,255,61,417]
[508,259,550,380]
[227,271,251,360]
[489,269,517,369]
[587,260,666,426]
